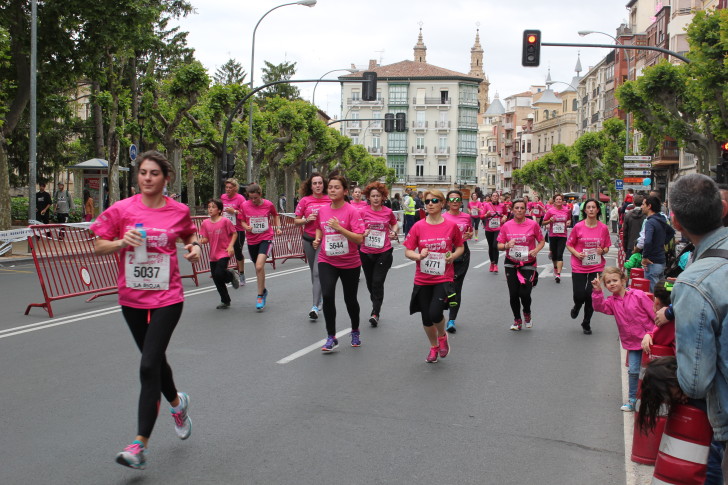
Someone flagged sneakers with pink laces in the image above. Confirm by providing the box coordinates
[116,440,146,469]
[438,333,450,358]
[426,346,439,363]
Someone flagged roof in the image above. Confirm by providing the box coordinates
[339,60,482,83]
[67,158,130,171]
[532,89,561,105]
[484,97,505,115]
[505,90,534,99]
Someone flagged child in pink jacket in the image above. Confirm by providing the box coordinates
[592,266,656,412]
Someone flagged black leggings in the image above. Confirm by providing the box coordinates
[318,262,361,335]
[572,271,601,325]
[360,248,393,316]
[449,245,470,320]
[470,217,480,230]
[412,283,448,327]
[210,258,233,304]
[485,230,500,263]
[549,236,567,262]
[504,262,534,320]
[121,302,183,438]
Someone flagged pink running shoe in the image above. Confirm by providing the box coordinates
[426,346,439,363]
[116,440,146,469]
[438,333,450,358]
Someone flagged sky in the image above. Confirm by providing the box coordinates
[175,0,633,117]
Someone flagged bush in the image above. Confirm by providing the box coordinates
[10,196,84,223]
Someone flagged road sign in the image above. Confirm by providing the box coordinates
[623,170,652,176]
[624,177,646,184]
[624,155,652,161]
[623,162,652,169]
[623,184,649,190]
[129,144,138,161]
[615,179,624,191]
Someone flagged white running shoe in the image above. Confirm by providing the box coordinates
[171,392,191,440]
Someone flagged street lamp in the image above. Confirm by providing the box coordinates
[246,0,317,184]
[312,68,358,107]
[578,30,631,155]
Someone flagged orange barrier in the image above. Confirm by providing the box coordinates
[652,404,712,484]
[24,224,119,317]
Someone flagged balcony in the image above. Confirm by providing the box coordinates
[504,139,513,147]
[435,120,451,132]
[458,98,479,108]
[347,121,361,131]
[457,147,477,156]
[346,98,384,107]
[652,147,680,167]
[504,123,514,130]
[388,97,409,106]
[411,146,427,155]
[407,175,451,184]
[411,120,428,132]
[412,97,451,106]
[368,146,383,156]
[457,122,478,131]
[434,146,450,156]
[386,146,407,155]
[503,170,513,179]
[369,120,382,132]
[591,112,600,123]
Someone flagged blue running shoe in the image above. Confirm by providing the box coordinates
[256,289,268,310]
[351,330,361,347]
[446,320,456,333]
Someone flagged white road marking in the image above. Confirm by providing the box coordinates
[474,261,490,269]
[392,261,415,269]
[276,328,353,364]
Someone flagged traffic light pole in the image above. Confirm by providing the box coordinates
[541,42,691,64]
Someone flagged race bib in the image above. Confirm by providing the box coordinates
[532,208,541,216]
[421,251,446,276]
[325,233,349,256]
[509,245,529,262]
[583,247,600,266]
[250,216,268,234]
[224,211,236,225]
[488,218,501,229]
[470,208,479,216]
[365,230,386,249]
[125,252,170,290]
[552,222,566,234]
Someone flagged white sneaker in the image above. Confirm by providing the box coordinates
[171,392,191,440]
[239,273,246,286]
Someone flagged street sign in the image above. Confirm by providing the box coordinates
[615,179,624,190]
[624,155,652,161]
[623,162,652,169]
[624,177,646,184]
[623,170,652,176]
[623,184,649,190]
[129,144,138,161]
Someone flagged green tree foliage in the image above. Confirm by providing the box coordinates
[259,60,300,101]
[213,59,247,86]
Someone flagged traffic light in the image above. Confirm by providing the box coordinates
[721,142,728,162]
[224,153,236,178]
[395,113,406,132]
[362,71,378,101]
[522,30,541,67]
[384,113,395,133]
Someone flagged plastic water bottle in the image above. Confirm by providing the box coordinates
[134,223,148,263]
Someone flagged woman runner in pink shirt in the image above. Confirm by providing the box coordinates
[198,198,239,309]
[220,178,247,285]
[468,192,482,241]
[404,189,464,363]
[359,181,398,327]
[312,174,365,351]
[442,190,474,334]
[350,186,368,211]
[542,193,572,283]
[497,199,545,330]
[92,151,199,470]
[482,192,508,272]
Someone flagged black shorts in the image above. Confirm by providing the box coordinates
[233,231,246,260]
[248,240,272,262]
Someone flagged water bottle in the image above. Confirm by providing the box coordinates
[134,223,148,263]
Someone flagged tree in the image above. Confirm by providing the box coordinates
[213,59,246,86]
[259,60,300,101]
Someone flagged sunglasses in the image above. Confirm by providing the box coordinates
[424,198,441,205]
[448,197,462,202]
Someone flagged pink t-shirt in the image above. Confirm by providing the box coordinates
[467,200,482,218]
[443,210,472,237]
[220,193,246,231]
[199,217,235,261]
[360,205,397,254]
[403,218,464,285]
[242,199,278,245]
[543,206,571,237]
[350,200,368,211]
[497,218,544,265]
[528,202,546,218]
[482,202,507,231]
[295,194,331,237]
[91,195,196,310]
[316,203,365,269]
[567,220,612,273]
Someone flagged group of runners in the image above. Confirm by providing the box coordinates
[94,151,615,470]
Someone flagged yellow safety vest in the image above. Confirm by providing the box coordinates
[404,197,416,215]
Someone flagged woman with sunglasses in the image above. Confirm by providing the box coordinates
[497,199,545,331]
[482,192,508,272]
[359,182,398,327]
[404,190,464,363]
[566,198,611,335]
[442,190,474,334]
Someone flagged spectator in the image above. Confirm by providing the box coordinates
[414,191,424,220]
[36,182,52,224]
[391,193,402,211]
[670,174,728,474]
[610,202,619,233]
[53,182,74,224]
[278,193,287,213]
[83,190,94,222]
[623,195,645,255]
[641,195,672,292]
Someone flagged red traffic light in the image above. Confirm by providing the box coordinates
[721,142,728,151]
[527,34,538,44]
[522,30,541,67]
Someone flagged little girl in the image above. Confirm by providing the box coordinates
[641,279,675,354]
[198,198,239,309]
[592,266,656,412]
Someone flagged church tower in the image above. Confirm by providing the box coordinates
[469,29,489,114]
[413,27,427,63]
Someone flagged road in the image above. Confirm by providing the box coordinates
[0,236,643,484]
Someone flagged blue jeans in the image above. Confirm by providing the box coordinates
[627,349,642,401]
[643,262,665,293]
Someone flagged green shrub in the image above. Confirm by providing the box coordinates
[10,196,84,223]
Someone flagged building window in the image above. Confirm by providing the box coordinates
[458,108,478,129]
[352,90,360,101]
[544,110,549,120]
[351,135,359,145]
[438,161,447,176]
[416,159,424,177]
[572,99,578,111]
[387,132,406,153]
[388,84,409,104]
[416,136,425,150]
[457,132,477,155]
[440,90,449,104]
[537,139,541,152]
[387,155,407,180]
[439,136,448,151]
[372,136,380,149]
[527,140,531,153]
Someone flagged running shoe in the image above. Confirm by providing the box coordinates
[438,333,450,358]
[489,263,495,273]
[446,320,456,333]
[570,306,580,319]
[309,306,319,320]
[582,322,592,335]
[171,392,191,440]
[239,272,246,286]
[555,274,561,283]
[321,336,338,352]
[230,270,240,289]
[256,289,268,310]
[494,264,499,273]
[116,440,146,470]
[216,302,230,309]
[369,314,379,327]
[350,330,361,347]
[621,399,636,412]
[426,346,439,363]
[524,313,533,328]
[510,319,522,331]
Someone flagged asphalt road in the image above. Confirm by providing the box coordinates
[1,236,631,485]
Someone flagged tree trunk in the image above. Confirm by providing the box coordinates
[92,81,105,158]
[185,156,196,210]
[284,165,298,213]
[108,134,120,206]
[0,137,11,230]
[170,146,182,196]
[266,165,278,202]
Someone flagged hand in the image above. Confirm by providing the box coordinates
[225,207,236,214]
[596,247,605,256]
[121,229,144,248]
[184,244,201,263]
[227,246,234,257]
[445,251,455,264]
[312,238,321,250]
[389,230,397,239]
[641,334,653,353]
[419,247,429,261]
[326,217,342,232]
[642,257,653,266]
[307,212,318,222]
[506,240,515,249]
[362,229,370,238]
[576,251,585,260]
[243,224,252,232]
[591,277,602,291]
[655,307,669,327]
[464,229,474,240]
[567,220,572,227]
[528,249,538,258]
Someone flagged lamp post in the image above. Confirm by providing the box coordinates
[312,68,358,107]
[578,30,631,155]
[247,0,317,184]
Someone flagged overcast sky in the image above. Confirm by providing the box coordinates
[176,0,634,117]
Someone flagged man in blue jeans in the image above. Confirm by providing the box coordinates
[641,195,673,292]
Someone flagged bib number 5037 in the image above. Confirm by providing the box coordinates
[133,266,160,279]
